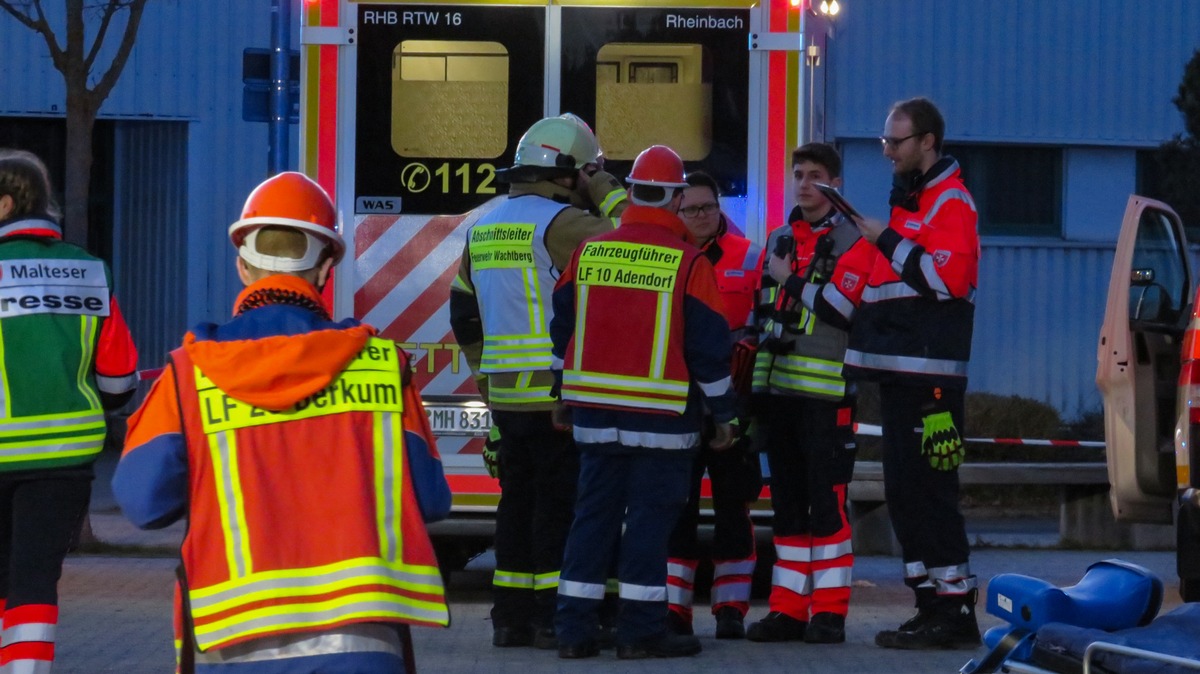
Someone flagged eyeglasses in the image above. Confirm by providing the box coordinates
[879,132,923,149]
[680,202,720,218]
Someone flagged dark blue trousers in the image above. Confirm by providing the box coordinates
[555,445,692,648]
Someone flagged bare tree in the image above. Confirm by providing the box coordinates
[0,0,148,247]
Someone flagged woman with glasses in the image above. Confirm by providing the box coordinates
[665,171,765,641]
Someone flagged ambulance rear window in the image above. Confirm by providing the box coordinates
[391,40,508,159]
[595,43,711,162]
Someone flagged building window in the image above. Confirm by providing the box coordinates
[1137,148,1200,240]
[943,144,1063,237]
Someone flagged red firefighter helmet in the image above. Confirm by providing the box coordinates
[626,145,688,189]
[228,172,345,270]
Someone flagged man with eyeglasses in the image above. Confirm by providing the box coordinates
[745,142,875,645]
[664,171,764,641]
[846,97,981,650]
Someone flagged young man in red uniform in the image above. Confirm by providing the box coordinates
[114,172,451,673]
[550,146,735,660]
[746,143,875,644]
[665,171,763,640]
[847,97,981,650]
[0,149,137,674]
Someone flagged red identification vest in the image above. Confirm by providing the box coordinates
[561,221,701,414]
[170,337,448,652]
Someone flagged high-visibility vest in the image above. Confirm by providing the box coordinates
[468,196,566,375]
[0,240,113,472]
[171,337,448,652]
[753,221,860,401]
[468,196,567,405]
[561,228,699,414]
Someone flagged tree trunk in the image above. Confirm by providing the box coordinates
[63,100,96,248]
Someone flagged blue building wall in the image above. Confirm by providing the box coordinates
[829,1,1200,419]
[0,1,300,369]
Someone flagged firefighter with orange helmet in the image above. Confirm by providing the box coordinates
[551,145,735,660]
[0,149,137,674]
[449,114,627,650]
[115,172,451,673]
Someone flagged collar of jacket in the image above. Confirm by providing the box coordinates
[619,204,693,244]
[0,216,62,239]
[889,156,959,212]
[509,179,576,206]
[233,274,328,318]
[788,204,838,232]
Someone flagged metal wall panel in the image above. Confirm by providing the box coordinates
[0,2,297,328]
[972,242,1115,421]
[832,0,1200,146]
[112,121,189,374]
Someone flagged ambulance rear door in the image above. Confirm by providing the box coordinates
[344,1,547,500]
[552,1,751,229]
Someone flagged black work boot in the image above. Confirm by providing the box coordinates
[876,590,981,650]
[875,585,936,646]
[713,606,746,640]
[532,626,558,650]
[492,624,533,647]
[616,632,703,659]
[746,611,807,642]
[666,609,694,636]
[804,612,846,644]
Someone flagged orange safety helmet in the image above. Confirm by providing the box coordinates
[228,172,345,270]
[626,145,688,189]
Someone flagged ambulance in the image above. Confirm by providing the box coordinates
[297,0,832,564]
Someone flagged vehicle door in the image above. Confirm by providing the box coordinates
[1098,195,1193,523]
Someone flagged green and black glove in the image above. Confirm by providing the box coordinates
[921,405,964,471]
[483,425,501,479]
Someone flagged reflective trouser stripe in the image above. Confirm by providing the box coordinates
[904,561,928,580]
[534,572,560,591]
[666,559,698,615]
[926,564,975,596]
[1,653,54,674]
[493,570,535,589]
[0,604,56,674]
[712,555,756,610]
[558,579,606,600]
[618,582,666,602]
[768,535,812,618]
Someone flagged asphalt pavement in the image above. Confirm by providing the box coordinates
[63,452,1178,673]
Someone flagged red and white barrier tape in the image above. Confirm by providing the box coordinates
[853,422,1104,448]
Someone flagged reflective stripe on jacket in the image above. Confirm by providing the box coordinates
[171,337,448,652]
[845,161,978,386]
[754,216,870,400]
[469,196,566,375]
[0,223,136,472]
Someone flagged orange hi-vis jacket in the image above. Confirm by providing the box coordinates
[705,230,764,332]
[115,277,450,654]
[845,159,979,387]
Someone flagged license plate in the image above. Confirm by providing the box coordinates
[425,404,491,436]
